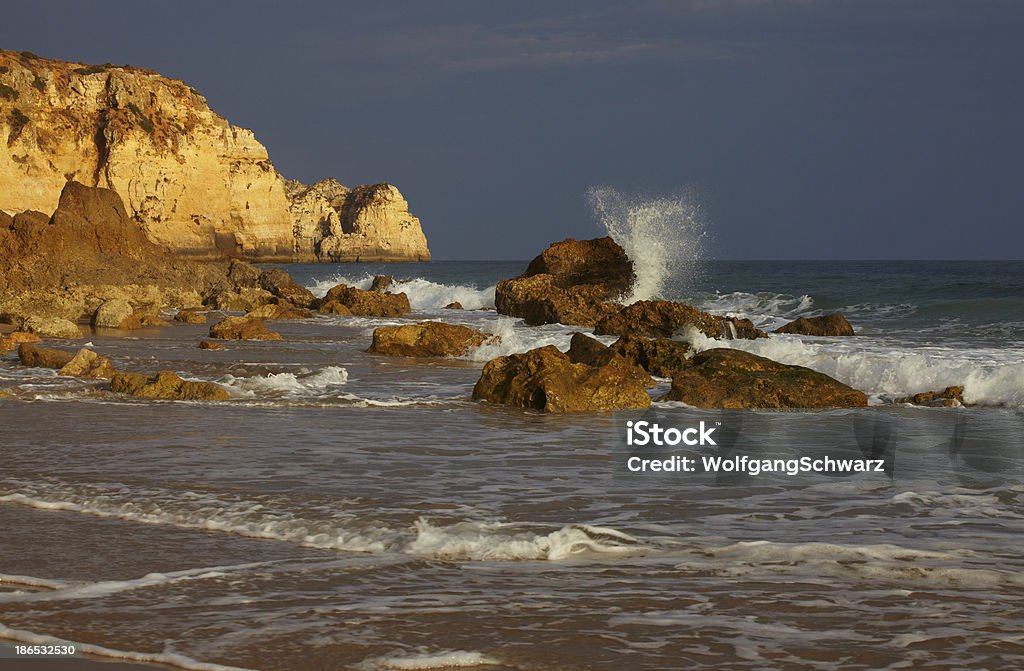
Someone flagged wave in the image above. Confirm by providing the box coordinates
[463,317,585,362]
[684,327,1024,406]
[358,650,500,670]
[697,291,814,329]
[307,274,495,311]
[0,481,647,562]
[588,186,707,304]
[219,366,349,398]
[0,624,255,671]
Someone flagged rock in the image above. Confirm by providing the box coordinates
[524,237,635,297]
[227,259,262,289]
[119,313,170,329]
[111,370,230,401]
[495,237,636,326]
[206,287,276,312]
[895,386,966,408]
[18,343,74,369]
[21,315,83,339]
[775,314,855,337]
[91,299,134,328]
[314,183,431,262]
[209,316,283,341]
[318,284,411,317]
[368,322,493,358]
[245,303,314,320]
[174,308,208,324]
[660,348,868,409]
[472,344,652,413]
[0,331,40,352]
[566,333,654,389]
[57,348,117,379]
[369,275,395,293]
[594,300,766,340]
[259,269,316,308]
[444,302,463,310]
[608,334,695,378]
[495,274,620,327]
[198,340,225,351]
[319,301,353,316]
[0,388,13,399]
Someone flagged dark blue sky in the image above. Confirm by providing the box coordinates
[3,1,1021,260]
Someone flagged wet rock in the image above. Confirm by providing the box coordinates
[0,388,13,399]
[206,287,276,312]
[209,316,283,341]
[660,348,868,409]
[245,303,314,320]
[198,340,225,351]
[21,315,83,339]
[259,268,316,308]
[318,284,411,317]
[495,274,620,327]
[91,299,134,328]
[58,348,117,379]
[227,259,262,289]
[369,275,395,292]
[111,370,230,401]
[472,344,652,413]
[776,314,855,337]
[0,331,40,352]
[18,343,74,369]
[444,302,464,310]
[895,386,966,408]
[594,300,766,340]
[174,308,208,324]
[608,334,696,378]
[495,236,635,326]
[319,301,353,316]
[368,322,493,358]
[566,333,654,389]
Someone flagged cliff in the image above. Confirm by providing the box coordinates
[0,49,430,262]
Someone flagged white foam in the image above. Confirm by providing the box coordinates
[463,317,581,362]
[683,327,1024,407]
[588,186,707,303]
[0,624,254,671]
[361,650,500,670]
[698,291,814,330]
[308,274,495,311]
[219,366,348,398]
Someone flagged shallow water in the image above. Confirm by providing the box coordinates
[2,260,1023,670]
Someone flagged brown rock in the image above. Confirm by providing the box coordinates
[259,269,316,308]
[206,287,276,312]
[246,303,314,320]
[495,274,620,327]
[174,308,208,324]
[369,275,395,292]
[318,284,411,317]
[319,301,353,316]
[775,314,855,337]
[566,333,654,389]
[111,370,230,401]
[524,237,635,297]
[117,313,170,330]
[91,299,134,328]
[58,348,117,379]
[594,300,766,340]
[198,340,225,351]
[368,322,493,358]
[209,316,283,341]
[472,344,652,413]
[895,386,966,408]
[227,259,262,289]
[18,343,74,369]
[660,348,868,409]
[0,331,40,352]
[608,334,695,378]
[21,315,83,339]
[444,302,463,310]
[0,388,14,399]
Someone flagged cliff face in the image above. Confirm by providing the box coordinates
[0,50,430,262]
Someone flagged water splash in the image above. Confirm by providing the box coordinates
[587,186,707,303]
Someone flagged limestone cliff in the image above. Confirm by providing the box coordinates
[0,49,430,262]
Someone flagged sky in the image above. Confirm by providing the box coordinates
[2,0,1021,260]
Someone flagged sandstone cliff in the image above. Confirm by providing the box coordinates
[0,49,430,262]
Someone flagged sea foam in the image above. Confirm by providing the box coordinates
[308,274,495,311]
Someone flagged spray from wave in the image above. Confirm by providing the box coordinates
[587,186,708,303]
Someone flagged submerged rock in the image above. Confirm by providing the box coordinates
[209,316,283,341]
[660,348,868,409]
[111,371,230,401]
[58,348,118,380]
[318,284,411,317]
[174,308,208,324]
[368,322,493,358]
[0,331,40,352]
[444,302,463,310]
[594,300,766,340]
[895,386,966,408]
[472,344,651,413]
[18,343,74,369]
[198,340,225,351]
[776,314,855,337]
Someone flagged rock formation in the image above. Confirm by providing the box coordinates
[775,314,855,337]
[0,50,429,262]
[594,300,766,340]
[660,348,868,409]
[317,283,412,317]
[368,322,493,358]
[209,316,282,341]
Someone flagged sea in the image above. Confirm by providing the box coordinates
[2,243,1024,669]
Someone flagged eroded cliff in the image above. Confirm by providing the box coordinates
[0,49,430,262]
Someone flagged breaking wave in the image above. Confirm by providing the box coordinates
[307,274,495,311]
